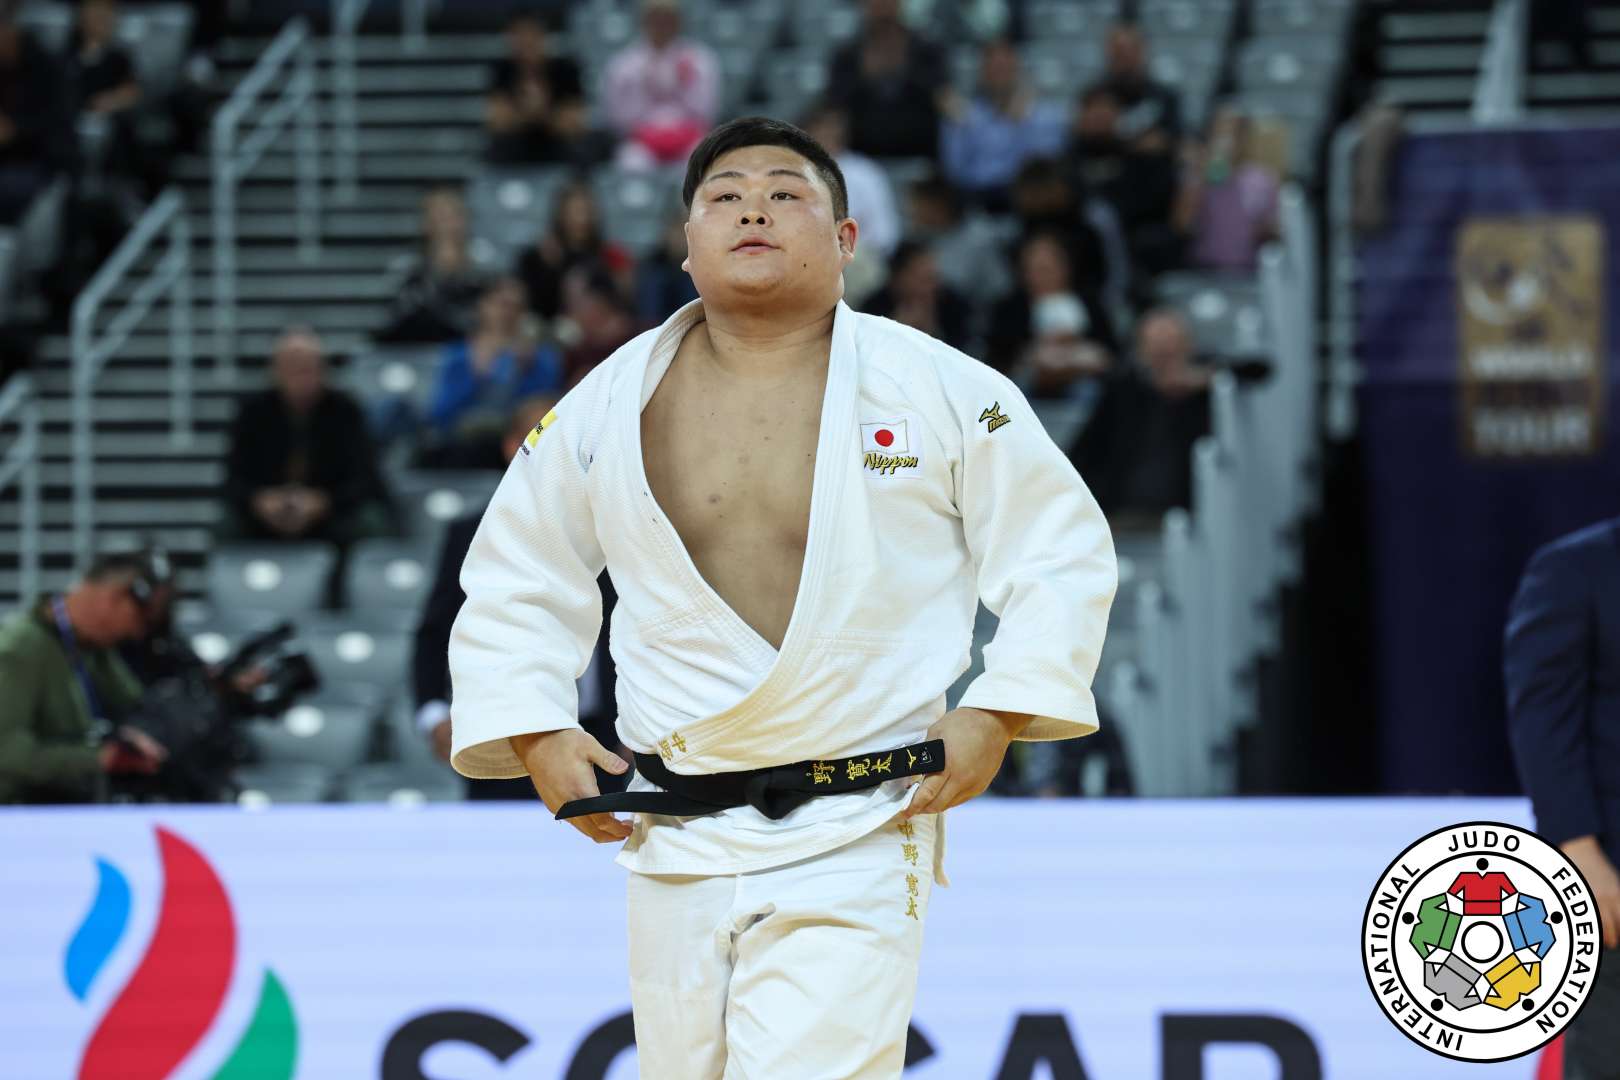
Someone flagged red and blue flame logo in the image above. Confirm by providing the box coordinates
[64,826,298,1079]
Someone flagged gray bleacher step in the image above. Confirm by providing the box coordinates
[187,210,423,242]
[1531,40,1620,69]
[1597,8,1620,33]
[0,568,206,596]
[32,529,217,558]
[37,461,226,487]
[217,34,507,65]
[38,330,372,363]
[108,273,402,304]
[236,184,438,212]
[38,431,229,459]
[176,154,475,183]
[1378,43,1482,73]
[40,398,237,425]
[0,500,220,528]
[1382,12,1491,40]
[1370,76,1476,106]
[223,64,489,95]
[132,305,384,335]
[135,246,411,274]
[1530,71,1620,100]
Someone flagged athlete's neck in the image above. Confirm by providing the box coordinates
[696,303,836,381]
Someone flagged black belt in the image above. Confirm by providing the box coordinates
[555,739,946,822]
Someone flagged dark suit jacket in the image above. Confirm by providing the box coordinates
[1504,516,1620,868]
[415,509,625,800]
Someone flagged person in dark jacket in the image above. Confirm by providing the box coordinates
[220,326,397,546]
[824,0,948,159]
[1067,309,1210,529]
[1505,516,1620,1078]
[413,399,627,800]
[0,12,70,223]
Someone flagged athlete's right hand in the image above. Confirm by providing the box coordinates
[509,729,633,844]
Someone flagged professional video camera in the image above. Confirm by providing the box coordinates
[118,620,322,803]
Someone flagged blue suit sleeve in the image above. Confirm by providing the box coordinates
[1504,542,1601,846]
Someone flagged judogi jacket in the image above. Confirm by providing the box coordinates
[448,298,1117,881]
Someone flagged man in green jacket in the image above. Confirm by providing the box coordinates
[0,552,170,803]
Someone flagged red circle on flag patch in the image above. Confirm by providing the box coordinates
[874,429,894,447]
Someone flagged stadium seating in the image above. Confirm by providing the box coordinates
[207,543,338,617]
[233,762,333,805]
[247,701,375,771]
[345,345,443,422]
[340,761,466,804]
[301,621,413,694]
[390,469,501,539]
[343,538,437,618]
[1153,273,1270,362]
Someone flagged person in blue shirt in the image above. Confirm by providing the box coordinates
[938,39,1067,213]
[419,276,564,469]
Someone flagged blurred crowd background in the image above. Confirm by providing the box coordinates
[0,0,1614,811]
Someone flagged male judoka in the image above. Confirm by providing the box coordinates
[447,116,1117,1078]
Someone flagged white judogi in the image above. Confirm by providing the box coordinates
[447,297,1114,1076]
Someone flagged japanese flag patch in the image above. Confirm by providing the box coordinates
[860,417,922,476]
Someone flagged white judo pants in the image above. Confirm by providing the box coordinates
[627,811,939,1080]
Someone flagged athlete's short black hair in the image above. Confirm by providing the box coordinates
[681,116,849,222]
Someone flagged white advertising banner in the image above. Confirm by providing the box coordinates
[0,797,1550,1079]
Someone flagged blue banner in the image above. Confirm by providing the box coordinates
[1357,125,1620,794]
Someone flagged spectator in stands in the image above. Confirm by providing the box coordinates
[63,0,142,175]
[602,0,719,171]
[557,265,637,389]
[418,276,562,469]
[826,0,948,160]
[377,187,494,344]
[515,180,634,321]
[0,9,69,225]
[1066,84,1181,276]
[1011,157,1114,299]
[413,397,629,801]
[1067,308,1211,528]
[221,326,398,545]
[632,208,699,325]
[1084,22,1181,149]
[802,101,900,261]
[863,240,969,352]
[0,550,170,804]
[1175,105,1280,273]
[987,231,1117,395]
[801,101,897,304]
[939,39,1066,213]
[905,172,1012,304]
[485,10,592,166]
[1504,516,1620,1069]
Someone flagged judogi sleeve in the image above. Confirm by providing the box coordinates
[948,370,1118,742]
[447,401,606,779]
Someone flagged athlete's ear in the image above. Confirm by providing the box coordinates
[836,217,859,266]
[681,220,692,273]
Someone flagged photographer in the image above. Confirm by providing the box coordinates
[0,552,170,804]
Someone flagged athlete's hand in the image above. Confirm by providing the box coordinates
[509,729,633,844]
[901,708,1030,818]
[1561,836,1620,949]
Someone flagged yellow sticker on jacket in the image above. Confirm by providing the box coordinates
[521,409,559,456]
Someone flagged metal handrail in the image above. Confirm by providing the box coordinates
[331,0,370,202]
[0,375,42,599]
[71,188,193,571]
[1474,0,1528,124]
[212,16,320,380]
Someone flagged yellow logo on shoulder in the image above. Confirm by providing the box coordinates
[521,409,559,456]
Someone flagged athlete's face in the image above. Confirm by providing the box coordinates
[683,144,857,308]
